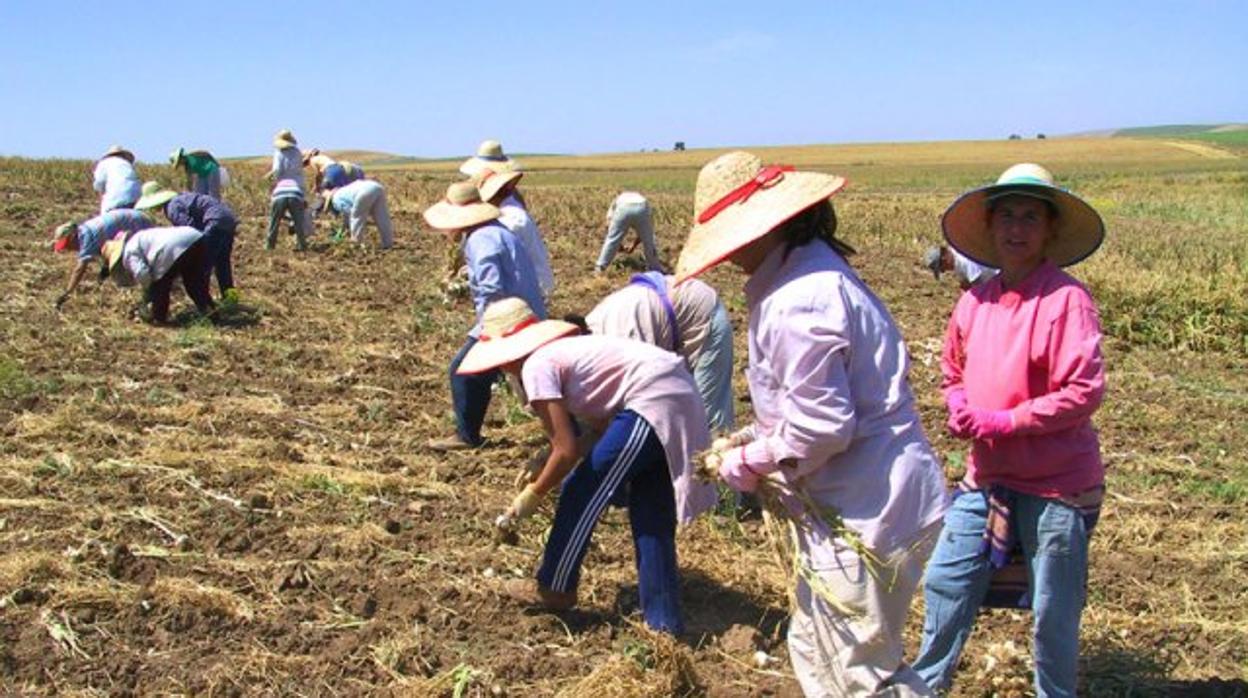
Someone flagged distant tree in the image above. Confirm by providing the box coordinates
[674,141,686,151]
[1008,134,1022,140]
[1037,133,1047,140]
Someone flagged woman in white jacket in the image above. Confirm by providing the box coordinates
[101,227,216,324]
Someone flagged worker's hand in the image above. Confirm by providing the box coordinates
[515,448,548,488]
[717,447,764,493]
[964,408,1015,440]
[506,485,543,521]
[945,390,972,439]
[53,292,69,311]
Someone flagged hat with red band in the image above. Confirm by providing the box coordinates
[456,297,578,375]
[52,222,79,253]
[674,151,847,283]
[473,167,523,203]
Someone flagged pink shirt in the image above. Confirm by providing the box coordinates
[522,334,716,523]
[943,260,1105,497]
[741,242,949,554]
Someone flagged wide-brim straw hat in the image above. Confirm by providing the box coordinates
[474,167,523,203]
[674,151,847,283]
[457,297,578,375]
[100,238,126,273]
[273,129,298,149]
[135,181,177,210]
[459,139,520,177]
[423,181,501,230]
[101,145,135,163]
[942,163,1104,268]
[52,222,78,253]
[169,147,185,168]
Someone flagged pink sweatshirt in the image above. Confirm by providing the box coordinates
[943,260,1105,497]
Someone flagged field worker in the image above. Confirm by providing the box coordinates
[423,182,546,451]
[459,139,520,177]
[266,129,310,251]
[458,297,716,635]
[135,182,238,299]
[50,210,155,310]
[913,164,1107,698]
[92,145,142,214]
[584,272,734,431]
[322,179,394,249]
[474,168,555,297]
[923,244,998,289]
[596,191,663,273]
[100,227,216,324]
[678,151,949,696]
[169,147,225,200]
[303,148,366,191]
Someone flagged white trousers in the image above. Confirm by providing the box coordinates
[789,522,940,697]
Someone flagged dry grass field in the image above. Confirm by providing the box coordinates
[1,137,1246,696]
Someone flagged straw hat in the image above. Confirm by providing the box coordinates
[473,167,523,203]
[674,151,847,283]
[273,129,298,149]
[135,181,177,210]
[423,181,501,230]
[169,147,186,168]
[52,222,79,253]
[101,145,135,163]
[459,139,520,177]
[456,297,578,375]
[942,163,1104,268]
[100,238,127,276]
[301,148,320,166]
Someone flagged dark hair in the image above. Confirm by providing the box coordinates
[987,193,1059,220]
[774,201,855,261]
[562,313,590,334]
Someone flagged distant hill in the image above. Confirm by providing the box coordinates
[1071,123,1248,148]
[223,150,425,168]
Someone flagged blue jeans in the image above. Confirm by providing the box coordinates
[202,221,236,295]
[537,410,683,634]
[693,301,734,432]
[448,336,497,446]
[914,490,1089,698]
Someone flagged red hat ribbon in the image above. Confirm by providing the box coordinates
[479,315,538,342]
[696,165,794,224]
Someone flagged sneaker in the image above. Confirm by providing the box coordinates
[502,578,576,611]
[426,435,477,452]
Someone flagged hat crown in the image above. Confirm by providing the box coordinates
[477,140,504,158]
[693,151,764,217]
[447,181,483,206]
[480,297,537,340]
[996,163,1055,188]
[141,181,162,197]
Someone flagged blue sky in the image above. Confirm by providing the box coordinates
[1,1,1244,160]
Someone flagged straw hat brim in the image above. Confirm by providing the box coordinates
[942,184,1105,268]
[478,170,523,202]
[457,320,579,375]
[274,137,298,149]
[422,201,501,231]
[459,156,519,177]
[102,148,135,163]
[136,190,177,211]
[675,171,847,283]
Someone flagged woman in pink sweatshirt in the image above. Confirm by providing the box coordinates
[914,163,1107,698]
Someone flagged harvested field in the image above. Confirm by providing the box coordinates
[2,139,1246,696]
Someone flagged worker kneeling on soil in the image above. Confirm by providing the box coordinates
[100,227,216,325]
[51,209,156,310]
[458,297,716,635]
[322,179,394,249]
[135,182,238,302]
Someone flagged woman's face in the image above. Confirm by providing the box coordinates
[989,195,1055,274]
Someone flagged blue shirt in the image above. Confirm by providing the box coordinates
[462,222,547,337]
[76,209,155,261]
[164,192,237,231]
[92,156,142,212]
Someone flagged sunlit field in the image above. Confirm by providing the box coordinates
[2,136,1245,696]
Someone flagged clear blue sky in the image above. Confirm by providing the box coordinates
[2,1,1244,160]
